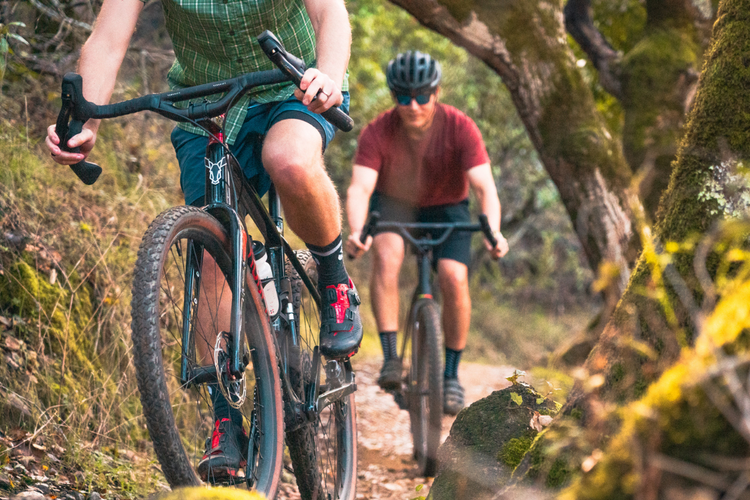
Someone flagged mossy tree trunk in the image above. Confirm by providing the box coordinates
[571,0,750,409]
[388,0,640,296]
[566,0,712,219]
[549,1,750,492]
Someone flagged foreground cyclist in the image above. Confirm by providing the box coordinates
[45,0,362,481]
[345,51,509,415]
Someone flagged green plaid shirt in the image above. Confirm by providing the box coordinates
[160,0,348,145]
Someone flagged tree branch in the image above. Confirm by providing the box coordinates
[387,0,519,90]
[563,0,622,99]
[27,0,93,32]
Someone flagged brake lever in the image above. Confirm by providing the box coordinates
[257,31,354,132]
[478,214,500,260]
[57,73,102,185]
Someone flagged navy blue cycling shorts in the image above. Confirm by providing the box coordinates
[172,93,350,206]
[369,192,472,269]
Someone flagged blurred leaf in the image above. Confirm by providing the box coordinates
[506,369,526,385]
[7,34,29,46]
[510,392,523,406]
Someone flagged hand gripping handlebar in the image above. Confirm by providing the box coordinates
[257,31,353,132]
[56,73,102,185]
[352,212,499,260]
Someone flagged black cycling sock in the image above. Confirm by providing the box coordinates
[379,331,398,361]
[307,234,349,290]
[209,383,243,427]
[444,347,463,379]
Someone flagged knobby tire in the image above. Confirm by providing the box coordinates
[408,299,443,477]
[130,206,283,495]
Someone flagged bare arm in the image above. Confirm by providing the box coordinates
[298,0,351,112]
[47,0,143,165]
[467,163,509,258]
[345,165,378,258]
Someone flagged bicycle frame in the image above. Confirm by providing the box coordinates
[177,118,357,416]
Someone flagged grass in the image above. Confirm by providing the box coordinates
[0,106,180,497]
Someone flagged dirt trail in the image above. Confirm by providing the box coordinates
[276,359,514,499]
[350,359,515,500]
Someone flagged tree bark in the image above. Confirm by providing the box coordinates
[388,0,640,296]
[553,0,750,477]
[566,0,712,219]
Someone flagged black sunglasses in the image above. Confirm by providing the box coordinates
[395,91,433,106]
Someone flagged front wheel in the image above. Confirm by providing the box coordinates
[130,206,283,495]
[408,299,443,477]
[283,250,357,500]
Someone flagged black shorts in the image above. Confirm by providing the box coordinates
[369,192,471,268]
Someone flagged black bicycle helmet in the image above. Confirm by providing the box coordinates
[386,51,442,94]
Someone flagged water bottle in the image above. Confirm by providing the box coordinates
[252,241,279,317]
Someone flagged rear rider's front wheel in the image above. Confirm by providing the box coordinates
[408,299,443,477]
[130,205,283,495]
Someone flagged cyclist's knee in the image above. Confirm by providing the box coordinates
[262,121,322,178]
[373,235,404,269]
[438,260,468,290]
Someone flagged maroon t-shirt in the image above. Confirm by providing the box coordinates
[354,103,490,207]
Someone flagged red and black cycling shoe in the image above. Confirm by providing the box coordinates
[319,279,363,359]
[197,418,248,482]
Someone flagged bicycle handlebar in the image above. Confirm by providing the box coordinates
[257,31,353,132]
[56,30,353,185]
[353,211,499,258]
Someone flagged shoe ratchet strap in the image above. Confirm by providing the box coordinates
[320,283,361,335]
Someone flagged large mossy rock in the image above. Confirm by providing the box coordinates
[430,384,558,500]
[153,487,266,500]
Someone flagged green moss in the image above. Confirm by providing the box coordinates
[498,436,533,468]
[0,259,98,377]
[546,457,570,488]
[570,408,583,420]
[609,363,626,385]
[431,386,560,499]
[439,0,474,22]
[633,377,648,398]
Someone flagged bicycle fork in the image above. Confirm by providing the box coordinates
[179,138,250,386]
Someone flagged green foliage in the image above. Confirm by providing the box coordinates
[0,22,29,86]
[506,369,527,385]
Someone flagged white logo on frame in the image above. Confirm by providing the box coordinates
[205,157,226,185]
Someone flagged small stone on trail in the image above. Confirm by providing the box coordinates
[88,492,102,500]
[10,491,45,500]
[32,484,49,495]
